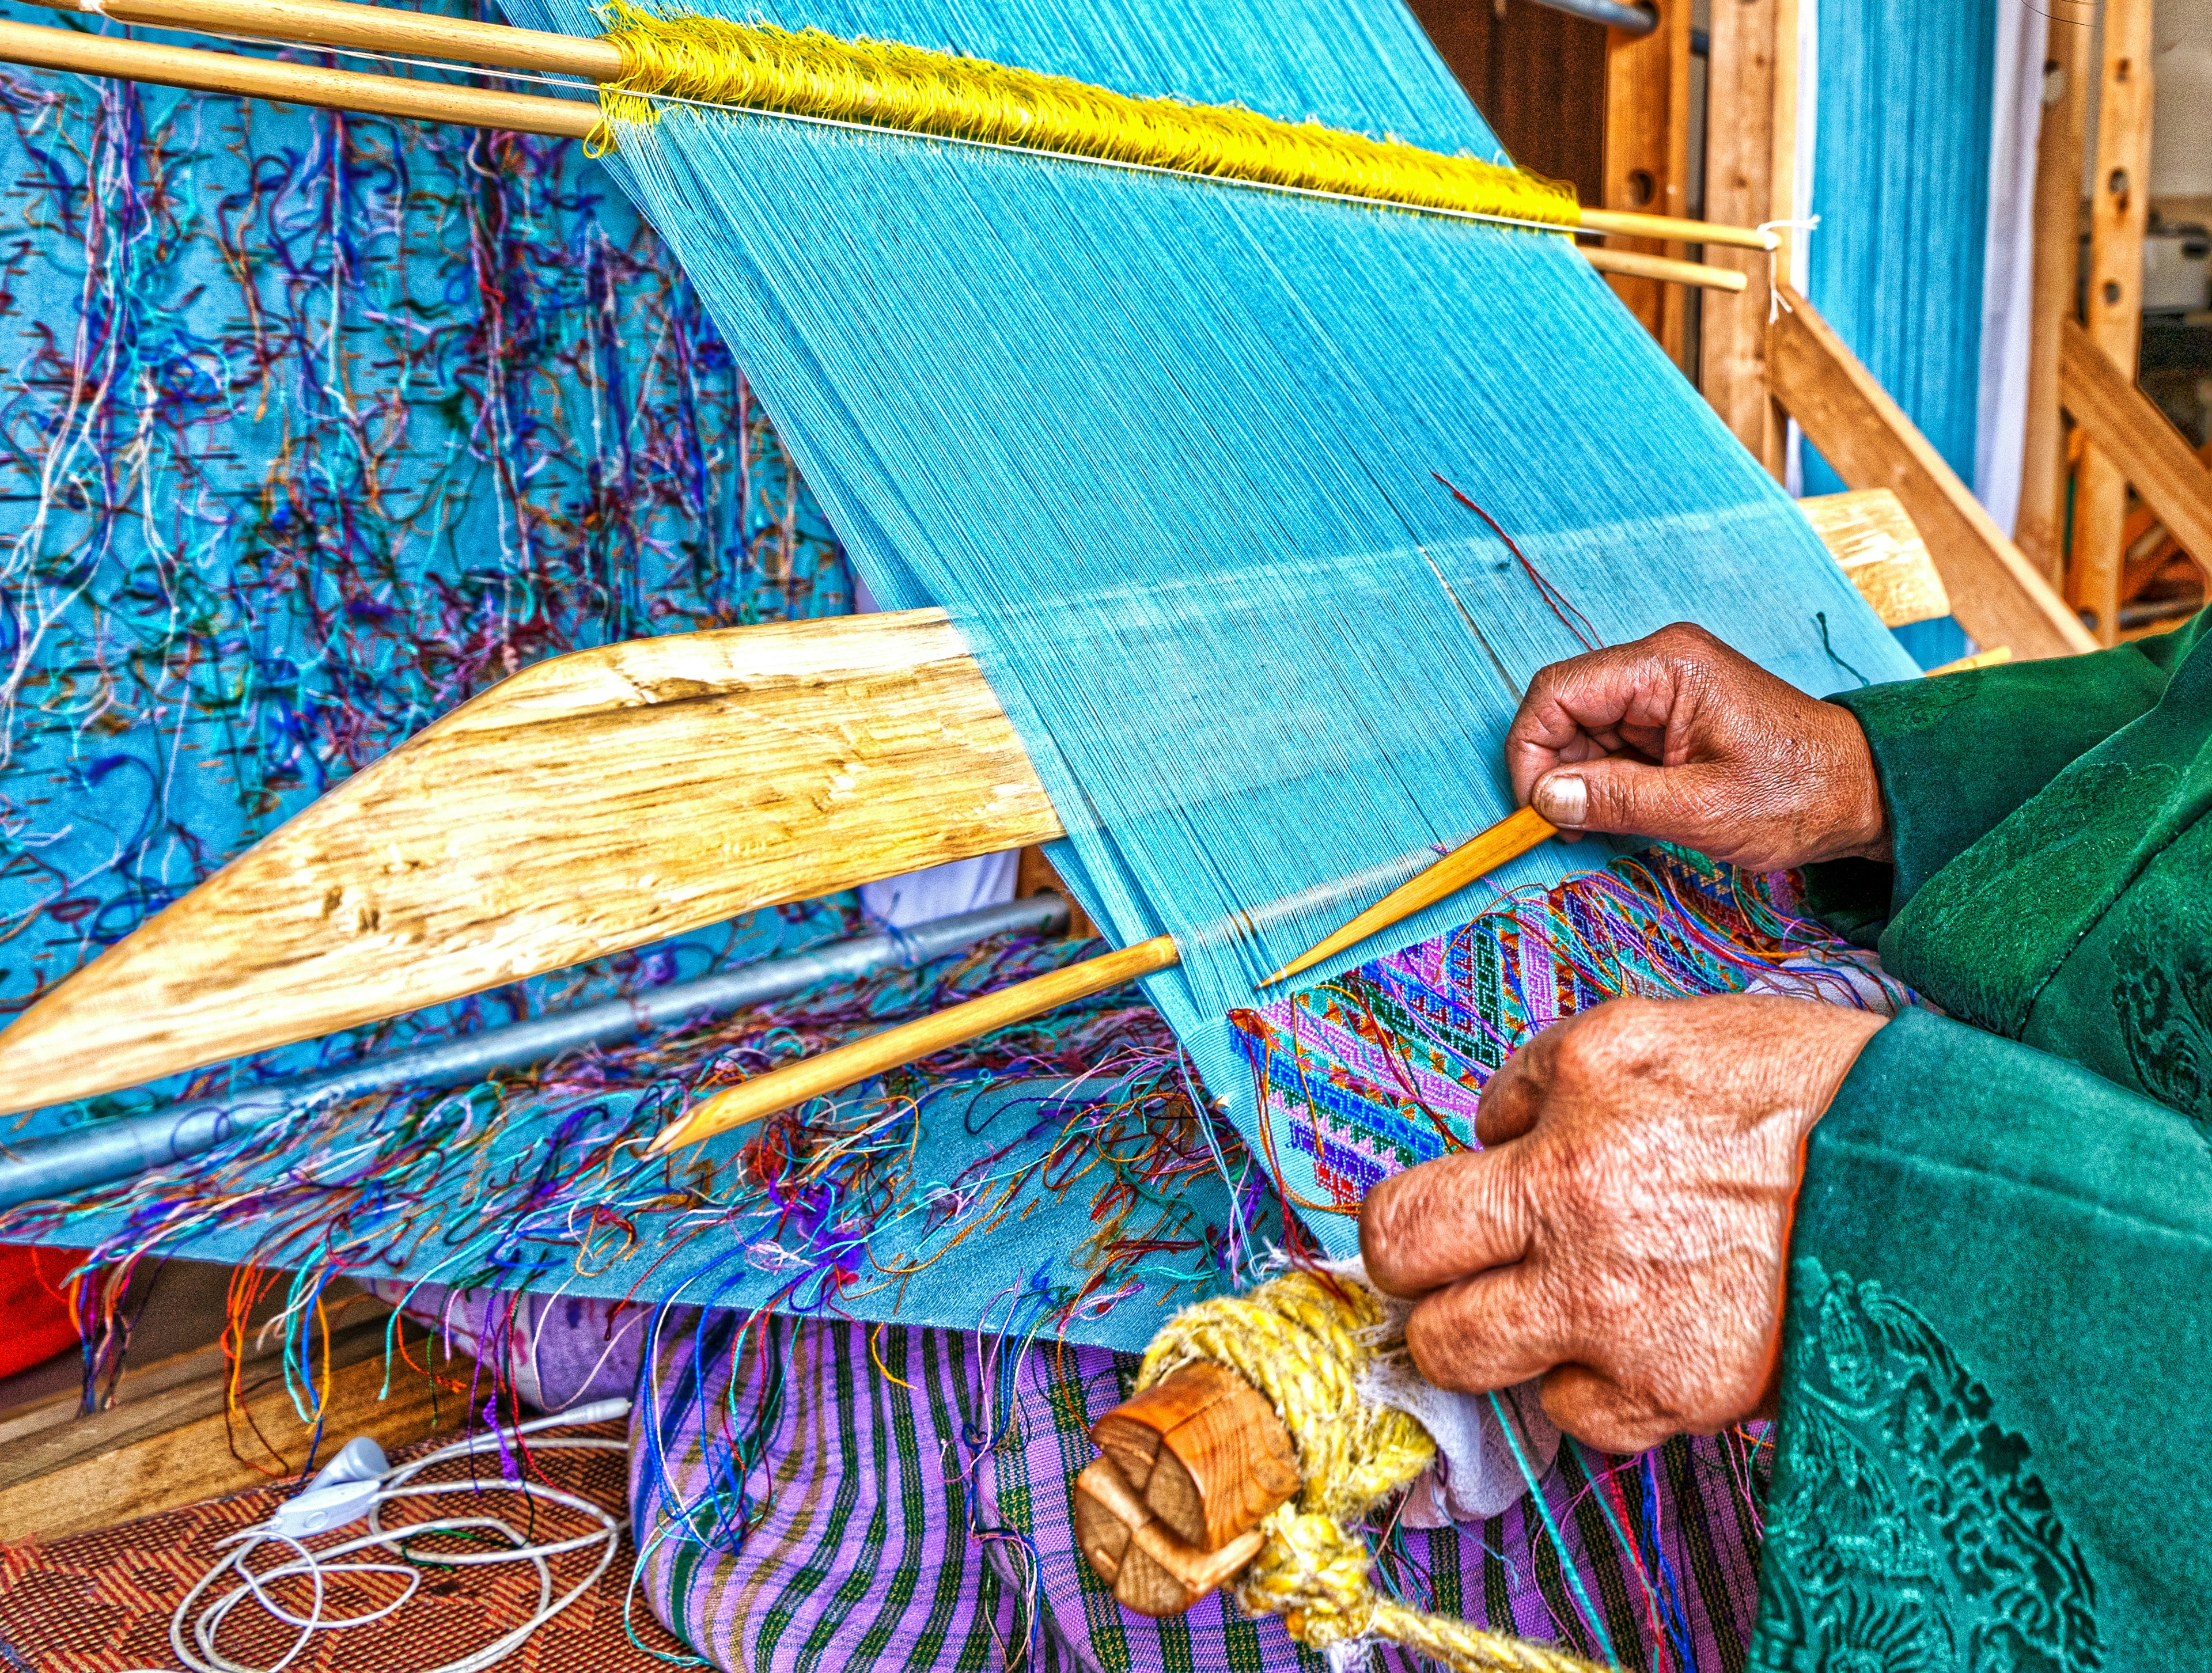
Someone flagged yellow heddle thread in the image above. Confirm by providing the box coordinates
[589,8,1580,234]
[1137,1272,1608,1673]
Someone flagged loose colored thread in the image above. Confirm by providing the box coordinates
[1433,473,1603,652]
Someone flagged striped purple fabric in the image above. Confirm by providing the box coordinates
[628,1312,1774,1673]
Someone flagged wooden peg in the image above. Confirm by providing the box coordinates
[1074,1362,1298,1615]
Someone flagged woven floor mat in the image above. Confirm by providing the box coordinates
[0,1420,688,1672]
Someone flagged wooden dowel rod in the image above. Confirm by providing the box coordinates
[1578,206,1776,252]
[0,17,599,136]
[48,0,624,79]
[645,933,1182,1155]
[1580,245,1747,294]
[36,0,1777,270]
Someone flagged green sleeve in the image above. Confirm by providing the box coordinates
[1747,1006,2212,1672]
[1801,613,2207,940]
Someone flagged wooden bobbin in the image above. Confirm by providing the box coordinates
[1073,1361,1298,1616]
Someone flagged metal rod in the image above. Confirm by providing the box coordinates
[0,895,1070,1212]
[1519,0,1658,35]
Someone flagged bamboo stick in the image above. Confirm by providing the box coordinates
[1263,803,1555,987]
[645,934,1183,1155]
[1,17,1753,294]
[50,0,623,78]
[37,0,1778,257]
[0,17,599,135]
[647,795,1560,1155]
[1577,207,1772,252]
[1578,245,1745,294]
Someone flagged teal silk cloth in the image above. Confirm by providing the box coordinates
[1760,613,2212,1667]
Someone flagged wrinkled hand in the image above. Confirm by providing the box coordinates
[1506,622,1891,871]
[1360,994,1885,1454]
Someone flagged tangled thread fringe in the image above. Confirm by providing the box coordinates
[1138,1272,1607,1673]
[590,9,1580,232]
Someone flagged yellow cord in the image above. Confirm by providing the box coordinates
[1137,1270,1609,1673]
[589,8,1579,235]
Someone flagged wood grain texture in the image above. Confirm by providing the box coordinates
[2016,17,2092,583]
[1148,1369,1300,1550]
[1770,286,2097,659]
[1072,1455,1264,1615]
[1698,0,1787,476]
[0,502,1954,1116]
[1599,0,1694,358]
[2059,317,2212,578]
[2069,0,2155,643]
[0,17,599,136]
[2117,432,2212,603]
[1086,1362,1296,1554]
[1076,1363,1288,1615]
[0,609,1060,1114]
[0,1315,470,1541]
[1797,488,1951,628]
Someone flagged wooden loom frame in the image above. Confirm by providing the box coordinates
[1670,0,2209,654]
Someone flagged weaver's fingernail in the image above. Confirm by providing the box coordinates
[1534,773,1587,828]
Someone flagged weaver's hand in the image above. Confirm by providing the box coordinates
[1359,994,1885,1454]
[1505,623,1891,870]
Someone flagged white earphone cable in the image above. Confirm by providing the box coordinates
[131,1402,632,1673]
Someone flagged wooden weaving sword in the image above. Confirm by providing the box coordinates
[0,491,1948,1125]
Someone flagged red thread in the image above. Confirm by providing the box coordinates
[1431,473,1603,652]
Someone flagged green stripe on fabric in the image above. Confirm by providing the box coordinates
[1525,1508,1603,1663]
[1037,1345,1139,1672]
[794,1323,904,1670]
[714,1319,848,1668]
[1663,1437,1748,1673]
[755,1323,876,1669]
[944,1329,1020,1673]
[908,1329,998,1672]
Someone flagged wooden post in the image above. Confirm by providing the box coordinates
[2016,17,2094,583]
[2068,0,2155,644]
[1700,0,1791,475]
[1600,0,1694,364]
[2059,318,2212,578]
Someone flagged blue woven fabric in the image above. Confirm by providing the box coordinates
[498,0,1920,1250]
[1801,0,1999,666]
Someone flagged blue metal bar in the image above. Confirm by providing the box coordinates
[1525,0,1657,35]
[0,894,1071,1212]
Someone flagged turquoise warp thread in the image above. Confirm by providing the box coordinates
[1799,0,1999,667]
[497,0,1922,1255]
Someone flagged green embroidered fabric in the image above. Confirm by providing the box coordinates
[1752,1261,2100,1673]
[1756,1004,2212,1666]
[1808,609,2212,1107]
[1763,616,2212,1667]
